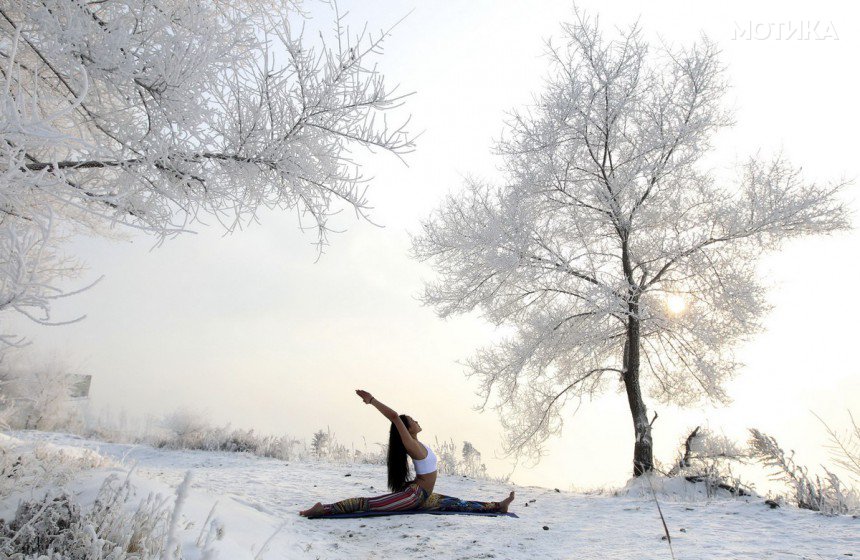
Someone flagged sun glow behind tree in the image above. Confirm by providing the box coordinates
[666,294,688,316]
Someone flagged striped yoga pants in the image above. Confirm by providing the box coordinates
[321,482,428,515]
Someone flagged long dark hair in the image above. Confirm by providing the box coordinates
[387,414,412,492]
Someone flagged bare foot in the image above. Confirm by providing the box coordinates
[498,491,515,513]
[299,502,327,517]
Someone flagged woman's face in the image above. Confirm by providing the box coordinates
[406,415,422,436]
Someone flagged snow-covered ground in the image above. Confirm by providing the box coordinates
[2,431,857,559]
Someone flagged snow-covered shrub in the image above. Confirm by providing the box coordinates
[0,357,84,432]
[0,438,175,558]
[0,434,212,560]
[256,434,305,462]
[147,411,503,480]
[749,429,859,515]
[0,437,111,500]
[154,412,351,462]
[355,438,388,466]
[219,428,261,454]
[432,438,459,476]
[311,430,330,458]
[0,472,212,559]
[160,409,210,448]
[0,379,14,430]
[459,442,488,479]
[313,429,355,462]
[0,493,84,556]
[433,438,499,480]
[664,427,754,498]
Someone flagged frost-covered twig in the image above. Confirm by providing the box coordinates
[196,501,219,547]
[253,521,286,560]
[644,473,675,560]
[162,470,193,560]
[814,411,860,481]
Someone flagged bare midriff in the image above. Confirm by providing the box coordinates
[414,471,437,495]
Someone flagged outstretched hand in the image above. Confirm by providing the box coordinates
[355,389,374,404]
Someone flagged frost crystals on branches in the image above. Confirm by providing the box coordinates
[0,0,414,346]
[412,5,852,475]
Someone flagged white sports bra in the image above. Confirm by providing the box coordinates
[412,442,438,475]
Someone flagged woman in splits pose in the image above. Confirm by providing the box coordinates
[299,389,515,517]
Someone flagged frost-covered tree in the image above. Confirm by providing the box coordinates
[0,354,84,431]
[0,0,413,348]
[412,8,852,476]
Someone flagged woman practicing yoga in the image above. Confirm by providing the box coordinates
[298,389,515,517]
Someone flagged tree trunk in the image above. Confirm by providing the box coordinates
[623,301,653,477]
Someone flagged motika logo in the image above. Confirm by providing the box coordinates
[733,20,839,41]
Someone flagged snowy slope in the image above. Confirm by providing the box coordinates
[2,431,857,560]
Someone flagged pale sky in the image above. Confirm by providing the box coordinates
[6,0,859,490]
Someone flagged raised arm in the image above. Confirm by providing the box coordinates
[355,389,426,459]
[356,389,397,419]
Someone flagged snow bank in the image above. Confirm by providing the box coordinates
[2,431,857,559]
[618,472,759,502]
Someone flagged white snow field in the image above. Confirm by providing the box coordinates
[2,431,857,560]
